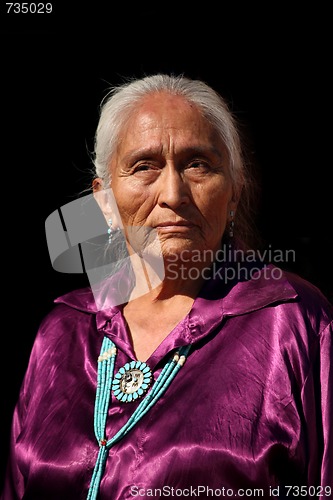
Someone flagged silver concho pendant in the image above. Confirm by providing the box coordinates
[112,360,153,403]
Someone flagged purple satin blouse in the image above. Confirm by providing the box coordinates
[2,263,332,499]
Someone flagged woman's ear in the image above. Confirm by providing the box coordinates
[228,188,241,216]
[232,177,245,210]
[228,198,238,213]
[92,178,110,221]
[92,178,122,229]
[92,177,103,193]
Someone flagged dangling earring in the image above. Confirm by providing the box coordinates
[107,218,113,244]
[229,210,235,238]
[107,218,121,243]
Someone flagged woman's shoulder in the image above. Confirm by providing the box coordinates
[53,284,98,312]
[216,261,332,335]
[282,268,332,310]
[38,285,97,334]
[274,266,333,334]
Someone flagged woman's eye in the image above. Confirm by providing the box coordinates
[187,161,210,171]
[133,164,153,173]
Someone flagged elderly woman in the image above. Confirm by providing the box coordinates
[2,74,332,500]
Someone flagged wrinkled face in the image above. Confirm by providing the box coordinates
[109,92,237,260]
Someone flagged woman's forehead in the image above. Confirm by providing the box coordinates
[116,96,223,155]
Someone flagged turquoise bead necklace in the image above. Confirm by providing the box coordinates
[87,336,192,499]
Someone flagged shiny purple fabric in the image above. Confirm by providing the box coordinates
[2,263,332,499]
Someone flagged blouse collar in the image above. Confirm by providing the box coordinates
[54,261,298,367]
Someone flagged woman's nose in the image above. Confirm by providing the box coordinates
[157,165,190,209]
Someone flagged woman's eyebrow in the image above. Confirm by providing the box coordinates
[122,145,224,164]
[122,147,162,164]
[179,145,224,161]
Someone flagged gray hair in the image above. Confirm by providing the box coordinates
[93,73,259,249]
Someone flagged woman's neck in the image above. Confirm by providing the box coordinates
[128,251,208,304]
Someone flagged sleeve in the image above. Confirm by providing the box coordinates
[1,351,37,499]
[302,319,333,491]
[1,391,28,499]
[318,320,333,489]
[1,312,54,500]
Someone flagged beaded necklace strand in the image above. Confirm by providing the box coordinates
[87,336,192,499]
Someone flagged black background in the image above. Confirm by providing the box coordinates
[1,4,332,491]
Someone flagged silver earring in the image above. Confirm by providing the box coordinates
[229,210,235,238]
[107,218,113,244]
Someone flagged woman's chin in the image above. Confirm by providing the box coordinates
[161,239,209,261]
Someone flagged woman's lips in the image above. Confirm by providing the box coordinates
[155,221,195,232]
